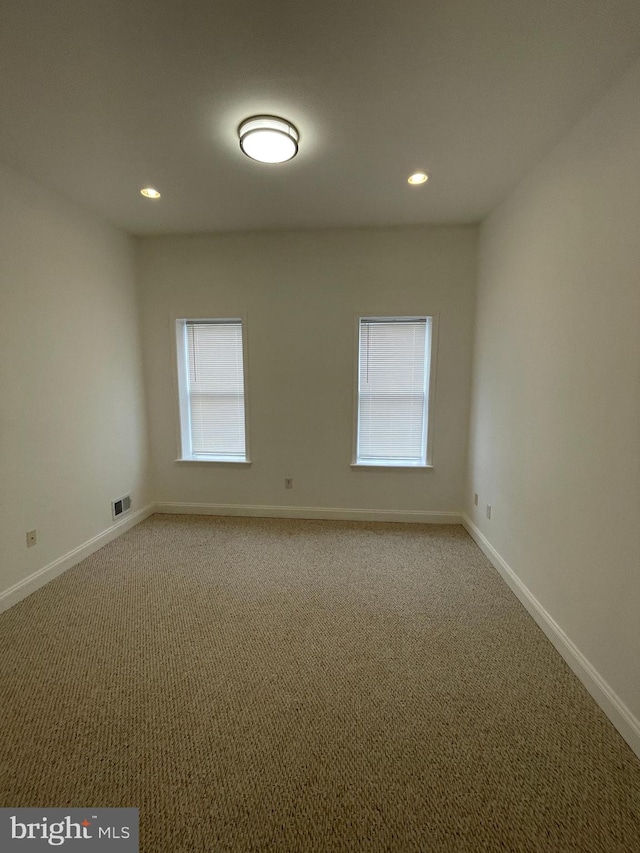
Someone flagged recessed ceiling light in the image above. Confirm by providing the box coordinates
[408,172,429,185]
[140,187,161,198]
[238,115,299,164]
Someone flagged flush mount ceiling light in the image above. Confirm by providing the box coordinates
[238,115,299,164]
[140,187,161,198]
[408,172,429,185]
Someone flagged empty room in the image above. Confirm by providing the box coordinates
[1,1,639,851]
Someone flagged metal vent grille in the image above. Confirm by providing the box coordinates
[112,494,132,521]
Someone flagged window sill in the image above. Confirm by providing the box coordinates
[351,462,433,470]
[176,457,252,465]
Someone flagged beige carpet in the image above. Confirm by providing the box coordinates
[1,514,639,852]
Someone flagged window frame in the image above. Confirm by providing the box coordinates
[174,317,251,464]
[351,314,438,469]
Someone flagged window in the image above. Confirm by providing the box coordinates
[175,319,249,462]
[354,316,434,467]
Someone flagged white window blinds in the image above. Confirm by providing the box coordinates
[185,321,247,460]
[356,317,431,466]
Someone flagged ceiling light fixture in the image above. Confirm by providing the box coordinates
[408,172,429,185]
[140,187,161,198]
[238,115,299,164]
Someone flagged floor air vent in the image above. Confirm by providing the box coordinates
[112,494,132,521]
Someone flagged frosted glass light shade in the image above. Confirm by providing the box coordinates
[238,116,299,164]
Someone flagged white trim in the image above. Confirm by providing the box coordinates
[173,317,251,463]
[350,462,433,470]
[155,502,461,525]
[174,318,192,459]
[425,313,440,466]
[352,313,439,468]
[175,458,252,465]
[0,504,155,614]
[462,514,640,760]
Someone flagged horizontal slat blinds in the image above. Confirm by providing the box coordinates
[357,317,431,465]
[186,321,246,459]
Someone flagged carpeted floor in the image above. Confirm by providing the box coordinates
[1,514,639,852]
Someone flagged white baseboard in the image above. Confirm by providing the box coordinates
[0,504,155,614]
[462,514,640,760]
[154,502,461,525]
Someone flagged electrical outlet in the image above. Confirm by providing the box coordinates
[284,478,293,489]
[486,505,492,520]
[26,530,37,547]
[474,493,479,506]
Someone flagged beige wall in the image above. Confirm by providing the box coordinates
[0,163,150,599]
[466,61,640,723]
[137,226,477,516]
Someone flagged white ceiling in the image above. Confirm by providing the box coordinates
[1,0,639,234]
